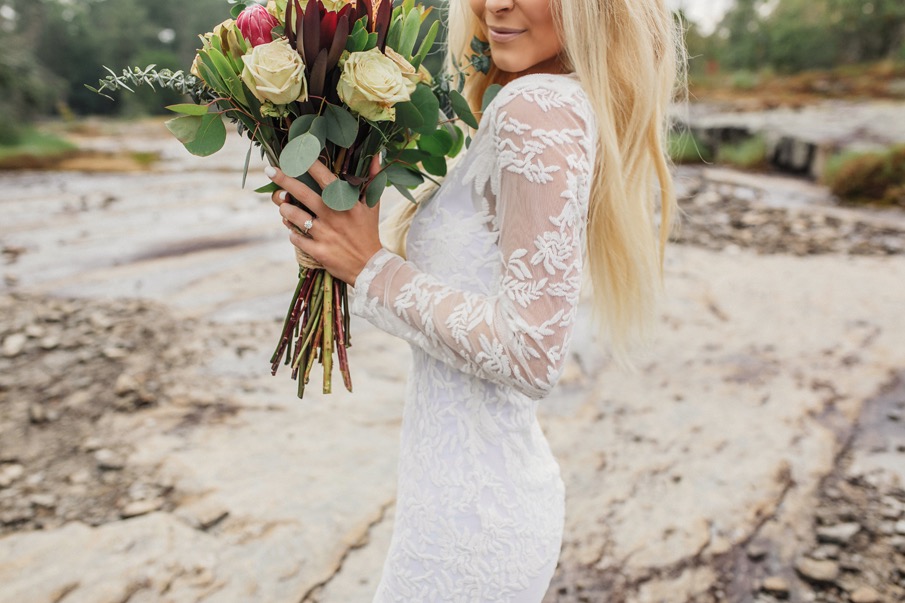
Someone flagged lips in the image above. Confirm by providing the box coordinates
[488,26,526,43]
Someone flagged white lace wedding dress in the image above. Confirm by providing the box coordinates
[350,72,597,602]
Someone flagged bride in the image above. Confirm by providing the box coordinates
[266,0,684,599]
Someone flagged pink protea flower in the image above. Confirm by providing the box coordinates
[237,4,282,47]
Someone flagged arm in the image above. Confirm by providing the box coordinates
[350,89,594,399]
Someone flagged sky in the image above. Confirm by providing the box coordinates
[667,0,733,33]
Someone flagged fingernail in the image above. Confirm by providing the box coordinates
[278,191,287,203]
[264,166,277,179]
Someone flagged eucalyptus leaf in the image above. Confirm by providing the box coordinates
[230,4,245,18]
[409,84,440,135]
[279,133,322,177]
[421,155,447,177]
[417,128,453,156]
[183,113,227,157]
[324,104,359,148]
[288,114,316,140]
[322,179,360,211]
[165,115,203,144]
[255,182,280,194]
[385,163,424,188]
[365,171,387,208]
[393,101,424,130]
[166,103,210,116]
[449,89,478,129]
[448,125,465,158]
[482,84,503,111]
[393,183,417,203]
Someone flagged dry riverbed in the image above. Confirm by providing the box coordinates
[1,121,904,602]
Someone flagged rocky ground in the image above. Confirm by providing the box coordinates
[0,120,904,602]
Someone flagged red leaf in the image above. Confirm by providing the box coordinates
[375,0,391,49]
[303,1,321,66]
[326,14,349,70]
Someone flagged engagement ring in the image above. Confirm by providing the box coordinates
[302,218,315,236]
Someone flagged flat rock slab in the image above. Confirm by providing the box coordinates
[1,121,904,602]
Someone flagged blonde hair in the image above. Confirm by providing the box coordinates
[384,0,686,367]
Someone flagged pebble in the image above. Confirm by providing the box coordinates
[68,468,91,484]
[746,541,769,560]
[895,519,905,535]
[795,557,840,584]
[0,463,25,488]
[114,373,140,396]
[849,586,881,603]
[94,448,126,471]
[817,522,861,544]
[761,576,790,597]
[810,543,841,560]
[2,333,26,357]
[39,336,60,350]
[82,437,103,452]
[24,325,46,338]
[120,498,163,518]
[30,494,56,509]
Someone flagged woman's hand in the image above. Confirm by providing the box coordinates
[268,155,383,287]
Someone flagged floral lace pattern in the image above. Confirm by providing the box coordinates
[350,73,596,602]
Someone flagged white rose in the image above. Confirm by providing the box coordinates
[383,47,420,87]
[337,48,417,122]
[241,39,308,106]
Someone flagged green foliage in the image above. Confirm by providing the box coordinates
[701,0,905,76]
[716,135,768,170]
[823,146,905,208]
[668,130,713,164]
[0,128,76,163]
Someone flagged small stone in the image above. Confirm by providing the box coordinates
[761,576,790,597]
[2,333,26,357]
[849,586,881,603]
[68,468,91,484]
[795,557,840,584]
[24,325,46,338]
[94,448,125,470]
[64,390,93,410]
[810,544,841,560]
[30,493,56,508]
[28,403,48,424]
[39,336,60,350]
[120,498,163,518]
[817,522,861,545]
[746,541,769,560]
[115,373,140,396]
[0,463,25,488]
[103,346,128,360]
[89,312,113,329]
[890,535,905,554]
[175,498,230,530]
[896,520,905,535]
[82,437,103,452]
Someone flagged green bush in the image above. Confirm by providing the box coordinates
[668,130,713,164]
[823,145,905,208]
[729,69,760,90]
[716,135,768,170]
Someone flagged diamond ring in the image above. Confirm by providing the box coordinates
[302,218,315,236]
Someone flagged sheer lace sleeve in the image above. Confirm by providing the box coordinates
[350,80,595,400]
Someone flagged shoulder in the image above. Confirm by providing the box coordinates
[485,73,594,132]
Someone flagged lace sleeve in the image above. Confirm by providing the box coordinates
[350,85,594,400]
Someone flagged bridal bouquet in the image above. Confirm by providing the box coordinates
[90,0,488,398]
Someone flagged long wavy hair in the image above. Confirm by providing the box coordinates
[382,0,686,367]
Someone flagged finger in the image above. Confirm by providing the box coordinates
[369,154,381,179]
[279,202,314,233]
[272,190,288,206]
[307,159,338,190]
[265,166,329,216]
[288,229,322,262]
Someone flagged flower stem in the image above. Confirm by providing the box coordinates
[322,272,334,394]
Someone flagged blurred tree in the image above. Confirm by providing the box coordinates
[714,0,768,71]
[0,1,63,141]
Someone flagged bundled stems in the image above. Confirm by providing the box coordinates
[272,260,354,398]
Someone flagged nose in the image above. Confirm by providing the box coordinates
[484,0,514,13]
